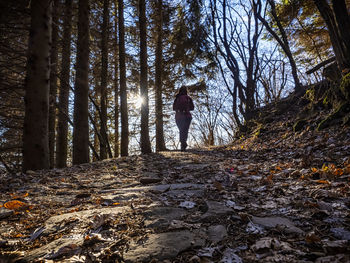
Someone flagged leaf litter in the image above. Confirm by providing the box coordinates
[0,100,350,262]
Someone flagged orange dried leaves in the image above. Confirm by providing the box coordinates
[3,200,27,210]
[310,162,347,180]
[316,180,331,185]
[9,192,29,199]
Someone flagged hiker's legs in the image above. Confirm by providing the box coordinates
[176,116,192,150]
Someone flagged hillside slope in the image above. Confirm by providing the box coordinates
[0,91,349,262]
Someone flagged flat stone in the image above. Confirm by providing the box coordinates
[139,177,162,185]
[0,207,13,219]
[322,240,349,254]
[330,228,350,240]
[117,183,205,193]
[251,216,304,234]
[201,201,234,221]
[164,189,204,198]
[43,206,129,235]
[123,230,205,263]
[315,254,350,263]
[143,207,188,228]
[19,237,84,262]
[101,192,142,202]
[207,225,227,244]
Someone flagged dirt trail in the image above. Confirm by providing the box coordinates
[1,129,350,262]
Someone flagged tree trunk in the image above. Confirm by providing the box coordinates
[139,0,152,154]
[118,0,128,156]
[155,0,166,152]
[23,0,52,171]
[93,110,99,162]
[315,0,350,70]
[114,1,120,158]
[49,0,59,169]
[314,0,346,70]
[56,0,72,168]
[331,0,350,68]
[100,0,109,160]
[73,0,90,164]
[254,0,302,92]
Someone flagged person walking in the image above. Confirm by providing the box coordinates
[173,86,194,151]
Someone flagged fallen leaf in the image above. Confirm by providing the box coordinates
[213,181,223,191]
[333,168,343,176]
[9,193,29,199]
[305,232,321,243]
[4,200,27,210]
[316,180,331,185]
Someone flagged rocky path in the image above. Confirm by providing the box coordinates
[0,126,350,262]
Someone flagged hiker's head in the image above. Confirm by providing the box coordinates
[177,86,188,96]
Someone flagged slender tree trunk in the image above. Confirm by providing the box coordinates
[100,0,109,160]
[114,1,120,157]
[268,0,301,91]
[49,0,59,169]
[118,0,128,156]
[56,0,72,168]
[254,0,302,92]
[93,111,99,162]
[73,0,90,164]
[23,0,52,171]
[93,74,100,162]
[155,0,166,152]
[139,0,152,154]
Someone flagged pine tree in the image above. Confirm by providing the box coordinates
[119,0,129,156]
[73,0,90,164]
[155,0,166,151]
[100,0,109,159]
[56,0,73,168]
[114,0,120,157]
[139,0,152,154]
[49,0,59,168]
[23,0,52,171]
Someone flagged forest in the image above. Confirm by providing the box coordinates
[0,0,349,171]
[1,0,350,262]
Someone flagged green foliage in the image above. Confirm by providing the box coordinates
[305,88,315,102]
[273,0,332,62]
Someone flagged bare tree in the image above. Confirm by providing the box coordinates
[253,0,302,92]
[192,91,227,146]
[210,0,264,125]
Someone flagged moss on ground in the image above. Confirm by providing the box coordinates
[317,102,350,131]
[340,72,350,101]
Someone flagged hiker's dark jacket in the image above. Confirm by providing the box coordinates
[173,94,194,121]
